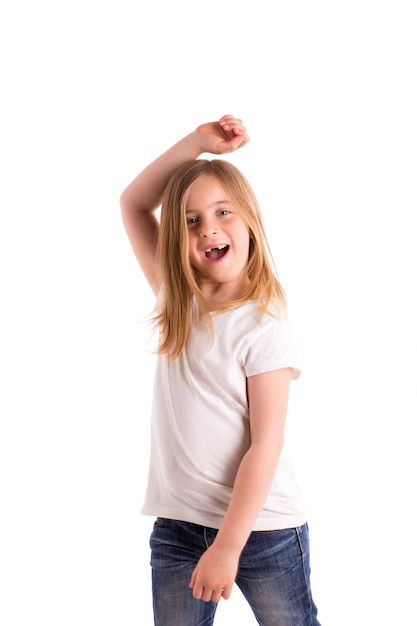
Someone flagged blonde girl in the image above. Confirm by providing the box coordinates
[120,115,321,626]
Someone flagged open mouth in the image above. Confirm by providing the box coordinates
[204,244,229,260]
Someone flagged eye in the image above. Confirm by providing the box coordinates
[218,209,231,217]
[186,217,198,226]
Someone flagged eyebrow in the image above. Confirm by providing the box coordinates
[185,200,232,214]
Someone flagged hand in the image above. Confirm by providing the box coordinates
[189,543,240,603]
[194,115,250,156]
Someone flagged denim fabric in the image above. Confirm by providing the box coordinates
[150,518,321,626]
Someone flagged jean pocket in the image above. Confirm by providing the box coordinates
[153,517,168,529]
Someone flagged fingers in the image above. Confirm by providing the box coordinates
[219,115,250,150]
[191,583,230,603]
[219,116,248,138]
[189,568,231,603]
[219,114,245,132]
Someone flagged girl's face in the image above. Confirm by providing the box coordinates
[185,176,250,302]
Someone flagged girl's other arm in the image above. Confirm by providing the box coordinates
[119,116,249,295]
[189,367,292,603]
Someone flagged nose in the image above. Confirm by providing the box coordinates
[199,217,218,237]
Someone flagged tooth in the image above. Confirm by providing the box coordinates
[205,245,227,253]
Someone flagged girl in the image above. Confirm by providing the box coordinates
[120,115,321,625]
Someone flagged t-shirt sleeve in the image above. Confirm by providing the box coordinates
[244,314,301,380]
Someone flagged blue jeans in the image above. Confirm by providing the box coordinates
[150,518,321,625]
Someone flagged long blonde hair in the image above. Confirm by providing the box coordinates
[153,159,287,359]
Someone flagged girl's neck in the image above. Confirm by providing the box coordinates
[200,278,251,312]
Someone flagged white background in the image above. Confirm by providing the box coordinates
[1,1,416,624]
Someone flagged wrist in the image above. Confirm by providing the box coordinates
[212,532,247,557]
[182,131,205,159]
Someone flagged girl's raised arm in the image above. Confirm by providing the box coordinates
[119,116,249,295]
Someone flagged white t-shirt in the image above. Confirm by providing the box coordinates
[141,300,306,531]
